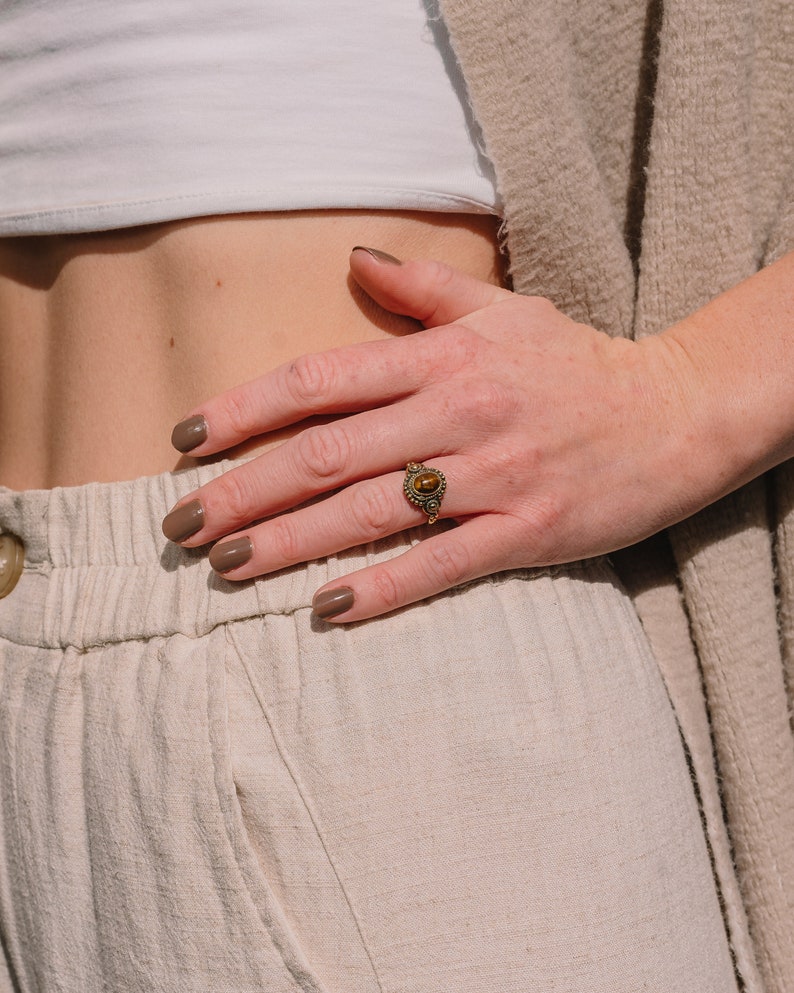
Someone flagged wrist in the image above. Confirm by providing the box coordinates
[650,282,794,511]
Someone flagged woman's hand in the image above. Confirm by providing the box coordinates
[161,246,793,621]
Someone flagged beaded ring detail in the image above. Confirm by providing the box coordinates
[403,462,446,524]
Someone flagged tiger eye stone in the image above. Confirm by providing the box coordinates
[414,471,441,494]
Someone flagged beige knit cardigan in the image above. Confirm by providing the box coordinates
[438,1,794,990]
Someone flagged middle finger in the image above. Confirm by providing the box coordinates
[162,393,461,546]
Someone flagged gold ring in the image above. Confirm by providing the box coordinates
[403,462,446,524]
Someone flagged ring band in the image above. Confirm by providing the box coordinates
[403,462,446,524]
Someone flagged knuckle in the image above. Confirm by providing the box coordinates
[485,446,528,482]
[442,379,515,430]
[353,482,400,535]
[429,259,457,288]
[416,261,457,325]
[296,425,352,483]
[213,469,258,524]
[519,497,566,557]
[526,294,555,312]
[433,323,480,370]
[529,296,561,325]
[423,538,472,588]
[470,381,516,425]
[418,325,473,380]
[370,566,405,613]
[269,515,302,564]
[221,388,258,438]
[285,351,336,405]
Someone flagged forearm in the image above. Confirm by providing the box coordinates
[649,250,794,502]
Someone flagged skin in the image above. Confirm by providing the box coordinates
[3,210,791,622]
[166,247,794,622]
[0,211,502,489]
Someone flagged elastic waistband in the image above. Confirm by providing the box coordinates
[0,461,439,650]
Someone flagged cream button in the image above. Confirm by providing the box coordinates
[0,533,24,599]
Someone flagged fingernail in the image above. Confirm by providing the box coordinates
[209,536,253,574]
[171,414,208,453]
[352,246,402,266]
[162,498,205,542]
[312,586,355,619]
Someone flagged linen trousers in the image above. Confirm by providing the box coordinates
[0,464,738,993]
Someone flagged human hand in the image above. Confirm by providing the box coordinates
[162,247,716,621]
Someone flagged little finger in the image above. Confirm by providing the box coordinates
[310,514,525,623]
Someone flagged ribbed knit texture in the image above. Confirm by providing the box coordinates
[439,1,794,990]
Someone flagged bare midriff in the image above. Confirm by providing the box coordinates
[0,210,502,491]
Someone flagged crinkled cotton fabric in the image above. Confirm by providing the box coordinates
[0,465,737,992]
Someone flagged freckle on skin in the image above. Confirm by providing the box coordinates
[169,337,175,348]
[216,279,223,287]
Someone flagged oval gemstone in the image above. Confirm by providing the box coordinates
[414,471,441,494]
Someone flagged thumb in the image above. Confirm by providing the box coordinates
[349,246,511,328]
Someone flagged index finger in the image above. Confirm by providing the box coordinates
[170,333,432,456]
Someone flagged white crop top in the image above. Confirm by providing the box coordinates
[0,0,500,235]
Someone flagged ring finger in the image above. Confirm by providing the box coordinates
[206,459,473,581]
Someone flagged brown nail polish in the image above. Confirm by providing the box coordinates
[171,414,208,453]
[209,536,253,574]
[312,586,355,619]
[162,499,204,542]
[352,246,402,266]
